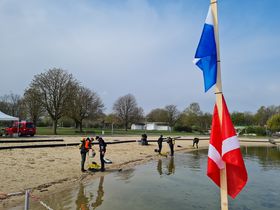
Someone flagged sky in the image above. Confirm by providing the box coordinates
[0,0,279,115]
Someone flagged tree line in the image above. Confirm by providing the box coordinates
[1,68,280,135]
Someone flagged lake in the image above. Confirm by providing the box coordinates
[10,146,280,210]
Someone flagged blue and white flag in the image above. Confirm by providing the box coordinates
[194,6,217,92]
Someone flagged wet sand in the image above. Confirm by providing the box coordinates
[0,135,277,209]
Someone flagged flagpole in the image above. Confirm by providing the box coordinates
[210,0,229,210]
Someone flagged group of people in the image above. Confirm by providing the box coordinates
[157,135,175,156]
[80,134,199,172]
[79,136,107,172]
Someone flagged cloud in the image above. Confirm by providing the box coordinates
[0,0,279,114]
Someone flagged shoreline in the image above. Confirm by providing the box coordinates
[0,135,278,209]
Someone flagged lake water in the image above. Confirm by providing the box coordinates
[11,146,280,210]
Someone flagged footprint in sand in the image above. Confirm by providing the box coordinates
[27,158,35,164]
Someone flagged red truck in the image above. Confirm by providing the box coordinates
[4,121,36,137]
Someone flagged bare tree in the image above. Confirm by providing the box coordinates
[132,107,145,123]
[113,94,143,131]
[66,86,104,132]
[31,68,77,134]
[0,93,24,118]
[165,105,180,129]
[0,95,13,114]
[22,87,44,126]
[184,102,202,116]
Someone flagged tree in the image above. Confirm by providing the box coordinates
[0,95,12,115]
[22,87,44,126]
[66,86,104,132]
[178,102,210,133]
[199,113,212,131]
[164,105,180,128]
[146,108,168,122]
[267,113,280,132]
[254,106,279,126]
[104,113,119,133]
[0,93,23,118]
[30,68,77,134]
[243,112,255,126]
[183,103,202,129]
[184,102,202,116]
[132,107,145,123]
[105,114,118,125]
[231,111,254,126]
[113,94,143,131]
[231,112,246,126]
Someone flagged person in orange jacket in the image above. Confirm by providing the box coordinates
[79,137,92,172]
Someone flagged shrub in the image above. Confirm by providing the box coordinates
[174,125,192,132]
[241,126,267,136]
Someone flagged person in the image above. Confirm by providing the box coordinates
[193,137,200,149]
[96,136,107,172]
[79,137,92,172]
[157,135,164,154]
[166,137,174,156]
[141,133,148,145]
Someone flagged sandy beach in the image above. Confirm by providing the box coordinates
[0,135,276,209]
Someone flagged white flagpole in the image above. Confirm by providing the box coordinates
[210,0,229,210]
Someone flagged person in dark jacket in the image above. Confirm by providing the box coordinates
[157,135,164,154]
[96,136,107,172]
[193,137,200,149]
[166,137,174,156]
[141,133,148,145]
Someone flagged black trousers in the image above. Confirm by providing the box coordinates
[169,144,174,156]
[100,152,105,171]
[158,142,162,153]
[81,152,87,170]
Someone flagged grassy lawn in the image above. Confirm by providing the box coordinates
[36,127,193,137]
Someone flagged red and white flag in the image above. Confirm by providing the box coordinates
[207,95,248,198]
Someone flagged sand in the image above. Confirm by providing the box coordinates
[0,135,277,208]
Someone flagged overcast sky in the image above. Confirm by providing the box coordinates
[0,0,279,115]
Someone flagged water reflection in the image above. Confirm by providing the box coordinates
[157,157,175,175]
[91,176,104,209]
[114,168,135,183]
[76,184,90,210]
[183,150,207,171]
[242,146,280,170]
[157,159,163,175]
[75,176,104,210]
[13,146,280,210]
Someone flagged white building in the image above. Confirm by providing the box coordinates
[131,122,171,131]
[131,123,145,130]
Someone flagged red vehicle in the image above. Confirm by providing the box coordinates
[5,121,36,137]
